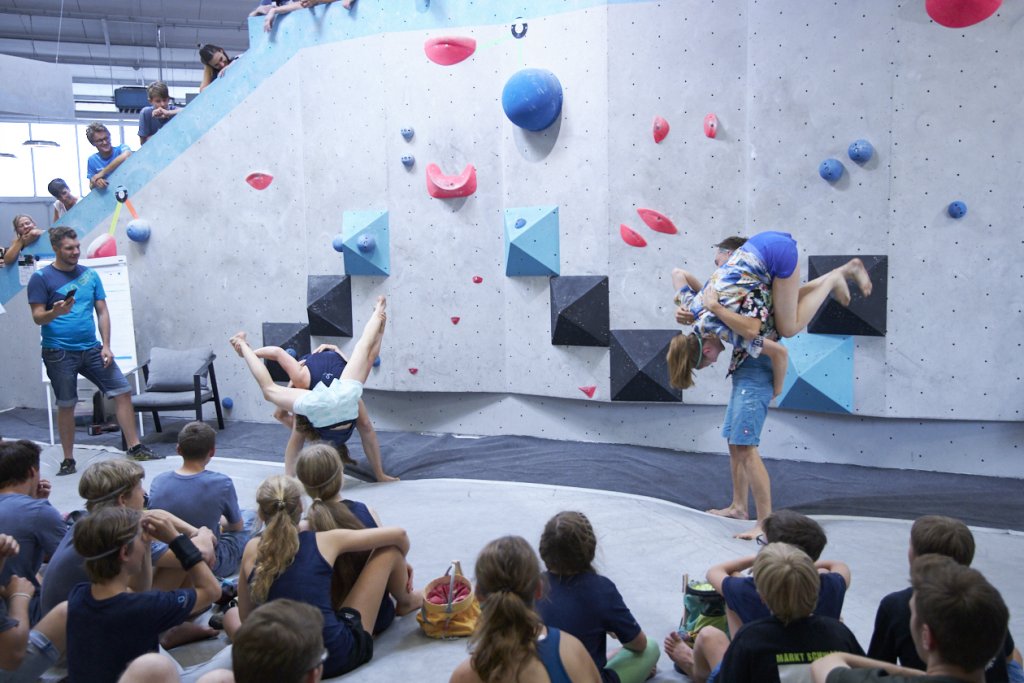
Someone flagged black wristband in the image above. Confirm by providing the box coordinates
[168,534,203,571]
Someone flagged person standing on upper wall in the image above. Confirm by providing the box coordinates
[84,122,132,191]
[47,179,79,225]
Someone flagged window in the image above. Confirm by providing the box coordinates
[0,122,34,197]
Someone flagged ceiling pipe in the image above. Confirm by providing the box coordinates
[157,25,164,83]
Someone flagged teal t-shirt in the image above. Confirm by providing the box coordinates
[26,264,104,350]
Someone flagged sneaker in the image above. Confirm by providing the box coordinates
[57,459,77,476]
[127,443,165,461]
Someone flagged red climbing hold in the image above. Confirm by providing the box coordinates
[451,317,460,325]
[245,173,273,190]
[704,113,719,139]
[472,276,483,284]
[579,385,596,398]
[926,0,1001,27]
[619,224,647,248]
[652,116,669,143]
[423,36,477,66]
[426,163,477,198]
[408,368,419,375]
[86,233,117,259]
[637,208,678,235]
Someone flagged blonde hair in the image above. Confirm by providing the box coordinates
[73,507,142,582]
[470,536,543,683]
[250,475,304,603]
[12,215,32,231]
[666,332,702,390]
[79,460,145,512]
[752,542,819,625]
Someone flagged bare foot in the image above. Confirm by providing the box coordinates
[376,473,400,483]
[734,524,763,541]
[831,275,852,307]
[707,506,748,520]
[395,589,423,616]
[842,257,873,297]
[229,331,248,357]
[663,631,695,677]
[374,295,387,324]
[160,621,218,649]
[343,0,355,8]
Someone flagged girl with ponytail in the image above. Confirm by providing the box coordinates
[296,443,407,634]
[451,536,601,683]
[238,474,421,677]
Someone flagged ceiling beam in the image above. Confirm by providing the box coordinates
[0,7,251,33]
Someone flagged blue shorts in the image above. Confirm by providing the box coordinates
[742,231,798,280]
[707,662,722,683]
[0,629,60,683]
[42,344,131,407]
[721,355,773,446]
[213,528,249,578]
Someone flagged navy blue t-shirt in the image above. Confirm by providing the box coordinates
[67,583,195,683]
[723,571,847,624]
[537,572,642,683]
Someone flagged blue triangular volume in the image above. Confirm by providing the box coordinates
[504,206,560,276]
[341,210,390,277]
[778,334,854,414]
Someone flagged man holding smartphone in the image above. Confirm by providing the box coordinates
[27,227,158,476]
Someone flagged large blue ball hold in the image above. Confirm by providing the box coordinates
[819,158,844,182]
[357,234,376,253]
[126,219,151,242]
[948,201,967,219]
[501,68,563,131]
[848,139,874,163]
[332,235,346,252]
[221,397,233,409]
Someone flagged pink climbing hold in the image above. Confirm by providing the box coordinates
[408,368,419,375]
[451,316,460,325]
[472,276,483,284]
[423,36,477,66]
[652,116,670,143]
[426,163,477,198]
[704,113,719,139]
[86,233,117,259]
[579,385,597,398]
[925,0,1001,27]
[637,208,678,235]
[619,224,647,248]
[245,173,273,190]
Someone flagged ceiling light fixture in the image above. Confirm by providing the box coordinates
[22,139,60,148]
[0,152,16,159]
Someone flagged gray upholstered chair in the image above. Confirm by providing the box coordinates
[131,346,225,432]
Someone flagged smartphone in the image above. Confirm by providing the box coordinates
[63,288,77,301]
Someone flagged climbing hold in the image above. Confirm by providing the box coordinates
[848,139,874,163]
[86,233,117,259]
[401,127,414,141]
[819,158,844,182]
[286,348,297,358]
[423,36,477,66]
[636,208,678,235]
[502,69,563,131]
[947,201,968,219]
[426,163,477,198]
[451,316,460,325]
[652,116,670,144]
[401,155,415,168]
[619,224,647,248]
[114,186,128,203]
[357,234,376,253]
[511,19,528,38]
[926,0,1001,28]
[126,219,151,243]
[331,235,346,252]
[245,173,273,190]
[408,368,419,375]
[703,114,718,139]
[472,275,483,284]
[514,218,526,229]
[373,356,381,368]
[221,397,233,409]
[579,385,596,398]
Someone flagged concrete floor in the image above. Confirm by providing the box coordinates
[36,444,1024,682]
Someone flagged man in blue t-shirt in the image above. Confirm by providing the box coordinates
[84,122,131,191]
[26,227,158,476]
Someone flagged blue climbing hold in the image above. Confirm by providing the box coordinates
[401,128,414,141]
[501,68,563,132]
[373,356,381,368]
[514,218,526,229]
[332,235,346,252]
[357,234,376,253]
[221,397,233,409]
[401,155,415,168]
[126,219,151,243]
[286,348,297,358]
[948,201,967,219]
[848,139,874,163]
[819,158,844,182]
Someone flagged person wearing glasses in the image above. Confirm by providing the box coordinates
[84,122,132,191]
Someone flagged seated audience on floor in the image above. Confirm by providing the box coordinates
[138,81,180,145]
[66,506,221,683]
[867,514,1020,682]
[85,122,132,190]
[149,421,248,578]
[450,535,601,683]
[295,443,401,634]
[0,440,65,625]
[47,178,78,224]
[0,532,68,683]
[536,511,659,683]
[812,553,1010,683]
[2,216,45,267]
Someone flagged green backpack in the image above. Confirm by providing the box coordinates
[678,578,729,643]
